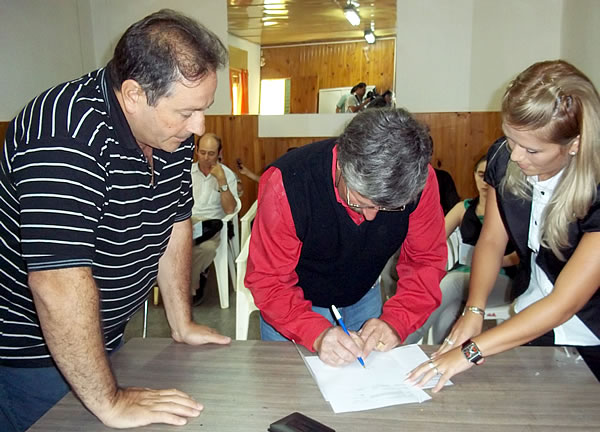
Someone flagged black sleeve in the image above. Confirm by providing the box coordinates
[484,137,510,188]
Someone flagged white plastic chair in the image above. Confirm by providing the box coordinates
[214,209,240,309]
[484,303,513,325]
[235,233,258,340]
[240,200,257,248]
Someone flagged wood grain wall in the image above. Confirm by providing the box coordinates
[261,39,395,113]
[1,112,503,216]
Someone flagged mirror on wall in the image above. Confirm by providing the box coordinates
[227,0,397,115]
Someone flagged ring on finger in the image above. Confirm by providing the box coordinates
[376,340,386,350]
[444,337,455,346]
[428,361,441,375]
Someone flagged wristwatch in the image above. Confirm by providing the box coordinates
[461,339,485,365]
[219,184,229,192]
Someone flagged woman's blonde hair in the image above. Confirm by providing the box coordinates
[501,60,600,260]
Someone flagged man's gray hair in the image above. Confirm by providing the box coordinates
[337,108,432,207]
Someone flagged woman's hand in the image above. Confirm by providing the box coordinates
[406,347,474,393]
[433,311,483,357]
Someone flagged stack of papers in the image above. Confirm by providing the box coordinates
[302,344,451,413]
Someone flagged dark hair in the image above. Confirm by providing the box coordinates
[337,108,432,207]
[108,9,228,106]
[366,97,388,109]
[382,90,393,98]
[352,82,367,93]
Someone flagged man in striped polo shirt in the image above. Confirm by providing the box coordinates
[0,9,231,431]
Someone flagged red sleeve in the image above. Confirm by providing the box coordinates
[380,165,447,341]
[244,167,332,350]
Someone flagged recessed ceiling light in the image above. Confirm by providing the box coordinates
[261,16,288,20]
[263,9,288,15]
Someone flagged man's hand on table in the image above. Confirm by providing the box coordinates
[172,322,231,346]
[97,387,203,428]
[358,318,401,357]
[313,326,365,367]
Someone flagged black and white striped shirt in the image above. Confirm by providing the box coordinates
[0,69,194,367]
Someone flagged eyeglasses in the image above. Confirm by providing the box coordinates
[338,173,405,212]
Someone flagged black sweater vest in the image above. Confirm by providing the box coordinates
[271,139,418,308]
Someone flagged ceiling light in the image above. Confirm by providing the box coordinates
[264,4,286,10]
[263,21,278,27]
[261,16,288,20]
[263,10,288,15]
[343,5,361,26]
[364,29,376,44]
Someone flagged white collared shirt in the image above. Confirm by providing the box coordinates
[190,162,241,221]
[514,170,600,345]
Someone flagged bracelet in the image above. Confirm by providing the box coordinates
[462,305,485,317]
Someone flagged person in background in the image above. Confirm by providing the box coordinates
[382,89,395,107]
[245,108,446,367]
[0,10,231,431]
[345,82,371,113]
[434,168,461,215]
[190,133,241,305]
[237,159,261,183]
[335,85,356,113]
[408,59,600,390]
[404,155,519,344]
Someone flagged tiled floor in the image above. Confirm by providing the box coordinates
[123,266,261,342]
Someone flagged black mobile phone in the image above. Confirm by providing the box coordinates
[268,412,335,432]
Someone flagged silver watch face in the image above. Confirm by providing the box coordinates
[220,184,228,192]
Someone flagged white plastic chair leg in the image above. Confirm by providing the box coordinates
[142,298,148,338]
[214,226,230,309]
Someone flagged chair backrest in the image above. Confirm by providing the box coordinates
[235,232,258,339]
[240,200,258,248]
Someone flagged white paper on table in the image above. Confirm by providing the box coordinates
[302,344,451,413]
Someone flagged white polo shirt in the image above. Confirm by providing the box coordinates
[191,162,241,221]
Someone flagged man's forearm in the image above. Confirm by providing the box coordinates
[157,218,194,340]
[29,268,118,418]
[219,188,237,214]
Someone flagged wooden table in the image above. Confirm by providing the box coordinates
[29,338,600,431]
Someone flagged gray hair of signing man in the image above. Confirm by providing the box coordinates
[337,108,432,207]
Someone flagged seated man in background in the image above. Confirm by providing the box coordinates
[191,133,241,305]
[245,108,446,367]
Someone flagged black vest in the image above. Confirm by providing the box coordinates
[271,139,418,308]
[486,138,600,338]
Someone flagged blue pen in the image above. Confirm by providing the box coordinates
[331,304,366,368]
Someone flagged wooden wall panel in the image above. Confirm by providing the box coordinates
[1,111,503,214]
[0,122,8,149]
[262,39,395,113]
[290,75,318,113]
[415,112,503,199]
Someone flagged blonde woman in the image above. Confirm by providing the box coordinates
[408,60,600,389]
[404,156,519,345]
